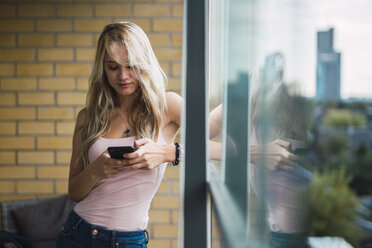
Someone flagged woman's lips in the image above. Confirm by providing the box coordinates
[118,82,131,88]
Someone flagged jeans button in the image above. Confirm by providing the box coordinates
[92,229,98,235]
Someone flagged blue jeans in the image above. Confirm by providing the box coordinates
[269,231,308,248]
[56,210,149,248]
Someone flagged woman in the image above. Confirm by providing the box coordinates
[56,22,182,248]
[250,82,313,248]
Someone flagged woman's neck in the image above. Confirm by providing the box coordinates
[117,94,136,112]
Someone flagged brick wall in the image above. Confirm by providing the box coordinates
[0,1,183,247]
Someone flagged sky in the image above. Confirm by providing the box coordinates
[227,0,372,99]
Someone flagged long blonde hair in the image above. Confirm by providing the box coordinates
[251,80,313,144]
[80,22,167,166]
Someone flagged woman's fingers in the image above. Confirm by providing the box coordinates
[121,162,150,171]
[257,140,299,170]
[273,139,291,150]
[134,138,152,149]
[114,139,167,171]
[123,149,142,159]
[93,151,127,178]
[121,148,164,170]
[120,154,157,170]
[119,157,156,170]
[120,157,141,166]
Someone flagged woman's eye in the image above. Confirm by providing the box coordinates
[108,66,118,70]
[126,66,134,70]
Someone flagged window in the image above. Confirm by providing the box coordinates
[182,0,372,247]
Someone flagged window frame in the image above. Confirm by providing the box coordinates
[182,0,253,247]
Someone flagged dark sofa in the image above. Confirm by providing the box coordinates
[0,194,75,248]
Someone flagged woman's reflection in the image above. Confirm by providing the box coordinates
[250,81,313,248]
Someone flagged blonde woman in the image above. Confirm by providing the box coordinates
[56,22,182,248]
[250,82,313,248]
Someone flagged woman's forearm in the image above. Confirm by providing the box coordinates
[249,145,260,164]
[68,164,99,202]
[164,143,177,163]
[209,140,223,160]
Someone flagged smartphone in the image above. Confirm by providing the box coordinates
[108,146,135,159]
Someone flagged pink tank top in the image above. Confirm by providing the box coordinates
[74,133,167,231]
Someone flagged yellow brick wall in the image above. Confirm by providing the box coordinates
[0,1,183,247]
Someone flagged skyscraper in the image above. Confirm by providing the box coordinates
[316,28,342,101]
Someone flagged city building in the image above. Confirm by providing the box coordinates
[316,28,342,102]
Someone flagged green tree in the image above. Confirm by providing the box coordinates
[321,134,350,156]
[349,144,372,195]
[324,109,367,127]
[309,168,363,247]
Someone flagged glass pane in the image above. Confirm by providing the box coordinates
[208,0,254,245]
[208,0,372,247]
[211,203,228,248]
[249,2,314,246]
[210,0,372,247]
[209,0,226,176]
[252,1,372,247]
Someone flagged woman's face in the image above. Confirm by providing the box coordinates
[103,47,140,98]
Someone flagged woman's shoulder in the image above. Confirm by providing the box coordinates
[163,91,182,126]
[165,91,182,108]
[165,91,181,101]
[75,108,88,129]
[165,91,182,111]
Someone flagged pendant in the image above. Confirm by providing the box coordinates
[123,128,131,137]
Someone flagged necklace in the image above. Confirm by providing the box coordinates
[117,109,131,137]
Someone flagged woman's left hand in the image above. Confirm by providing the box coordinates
[120,138,175,170]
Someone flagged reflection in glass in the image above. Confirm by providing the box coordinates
[211,203,228,248]
[207,0,372,247]
[208,0,227,177]
[250,65,314,247]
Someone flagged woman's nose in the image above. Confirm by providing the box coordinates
[118,66,130,79]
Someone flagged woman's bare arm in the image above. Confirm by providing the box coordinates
[121,92,183,169]
[68,109,124,202]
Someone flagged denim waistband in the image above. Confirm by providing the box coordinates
[269,231,308,248]
[67,210,149,243]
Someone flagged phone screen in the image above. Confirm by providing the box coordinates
[108,146,135,159]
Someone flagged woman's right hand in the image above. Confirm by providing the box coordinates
[251,139,298,170]
[88,151,125,179]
